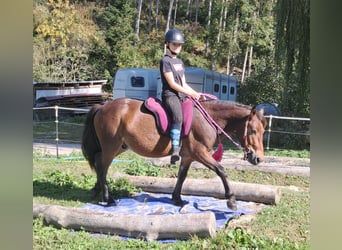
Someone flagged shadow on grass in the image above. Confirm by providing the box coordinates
[33,180,95,203]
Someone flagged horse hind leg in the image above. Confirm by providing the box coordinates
[93,142,123,206]
[91,152,113,206]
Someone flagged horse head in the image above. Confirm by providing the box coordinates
[243,106,267,165]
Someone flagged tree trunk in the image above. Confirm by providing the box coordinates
[134,0,143,46]
[155,0,159,32]
[173,0,179,27]
[148,0,152,34]
[217,0,225,42]
[195,0,199,24]
[233,6,239,44]
[205,0,213,54]
[248,45,253,76]
[166,0,175,32]
[186,0,192,20]
[226,54,230,74]
[241,47,249,83]
[223,0,228,31]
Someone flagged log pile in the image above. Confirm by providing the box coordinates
[34,176,281,240]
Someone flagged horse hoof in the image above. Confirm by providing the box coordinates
[98,201,108,206]
[90,188,100,198]
[173,199,184,207]
[98,199,116,206]
[227,200,237,211]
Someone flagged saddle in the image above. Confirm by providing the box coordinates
[144,97,194,137]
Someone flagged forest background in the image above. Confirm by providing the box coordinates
[33,0,310,117]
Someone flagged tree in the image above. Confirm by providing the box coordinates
[33,0,103,81]
[238,55,283,106]
[94,1,136,75]
[32,0,309,118]
[275,0,310,116]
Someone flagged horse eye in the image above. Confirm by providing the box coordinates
[251,129,256,134]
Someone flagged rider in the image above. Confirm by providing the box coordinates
[160,28,201,164]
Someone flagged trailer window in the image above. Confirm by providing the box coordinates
[230,87,235,95]
[222,85,227,93]
[131,76,145,87]
[214,83,219,92]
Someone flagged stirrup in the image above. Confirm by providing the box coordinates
[170,148,180,165]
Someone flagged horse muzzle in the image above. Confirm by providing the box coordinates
[245,149,263,165]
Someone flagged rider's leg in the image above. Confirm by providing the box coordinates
[170,123,181,164]
[163,94,183,164]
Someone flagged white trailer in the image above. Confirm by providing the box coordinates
[113,68,162,100]
[113,67,238,101]
[183,67,237,101]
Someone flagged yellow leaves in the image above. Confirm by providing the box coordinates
[36,20,52,38]
[35,0,77,47]
[33,0,104,81]
[47,0,71,11]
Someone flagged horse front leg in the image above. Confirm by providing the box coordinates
[199,154,237,211]
[215,165,237,211]
[172,159,191,206]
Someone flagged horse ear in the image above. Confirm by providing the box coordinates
[258,107,264,116]
[251,106,257,115]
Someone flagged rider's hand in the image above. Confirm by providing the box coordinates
[191,91,201,100]
[199,94,206,101]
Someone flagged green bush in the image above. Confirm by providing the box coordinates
[124,158,160,177]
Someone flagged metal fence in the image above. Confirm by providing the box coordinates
[264,115,310,151]
[33,106,310,157]
[33,106,89,158]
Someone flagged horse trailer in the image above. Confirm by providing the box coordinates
[113,67,238,101]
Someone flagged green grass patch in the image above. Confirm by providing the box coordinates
[33,150,310,249]
[265,149,310,158]
[223,148,310,158]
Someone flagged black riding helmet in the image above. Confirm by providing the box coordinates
[165,29,185,44]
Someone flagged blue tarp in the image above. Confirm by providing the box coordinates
[81,192,258,230]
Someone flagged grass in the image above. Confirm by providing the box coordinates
[33,149,310,249]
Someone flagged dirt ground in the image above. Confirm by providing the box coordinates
[33,142,310,177]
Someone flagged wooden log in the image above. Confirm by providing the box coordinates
[119,175,281,205]
[33,204,216,241]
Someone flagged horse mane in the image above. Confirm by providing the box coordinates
[200,99,265,123]
[200,99,252,113]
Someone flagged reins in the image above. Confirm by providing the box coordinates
[190,94,243,150]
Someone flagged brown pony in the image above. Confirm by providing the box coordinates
[81,97,266,210]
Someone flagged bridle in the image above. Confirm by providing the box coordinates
[243,119,252,160]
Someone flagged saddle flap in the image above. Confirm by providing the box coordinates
[144,97,169,133]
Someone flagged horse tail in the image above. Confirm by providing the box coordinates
[81,104,102,170]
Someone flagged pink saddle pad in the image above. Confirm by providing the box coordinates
[144,97,193,136]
